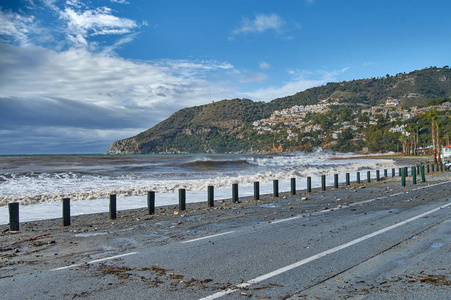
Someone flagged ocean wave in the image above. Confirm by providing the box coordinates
[180,159,251,170]
[0,157,396,207]
[0,152,398,207]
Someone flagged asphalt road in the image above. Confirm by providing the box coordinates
[1,181,450,299]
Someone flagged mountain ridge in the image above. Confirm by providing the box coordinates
[107,66,451,154]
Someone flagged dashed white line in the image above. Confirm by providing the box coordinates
[199,201,451,300]
[181,231,235,243]
[51,252,138,271]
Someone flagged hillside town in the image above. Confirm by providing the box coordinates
[252,98,451,155]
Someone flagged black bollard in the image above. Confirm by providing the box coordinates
[334,174,339,188]
[273,179,279,198]
[384,169,388,178]
[346,173,350,185]
[401,168,406,187]
[399,168,402,177]
[427,164,430,173]
[432,164,435,172]
[179,189,186,211]
[62,197,70,226]
[367,171,371,183]
[417,166,420,175]
[8,202,19,232]
[147,191,155,215]
[404,167,409,177]
[254,181,260,200]
[208,186,214,207]
[356,171,360,184]
[321,175,326,191]
[307,177,312,193]
[392,168,395,177]
[291,178,296,195]
[412,167,417,185]
[376,170,380,181]
[109,194,117,220]
[232,183,239,203]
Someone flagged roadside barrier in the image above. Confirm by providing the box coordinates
[109,194,117,220]
[147,191,155,215]
[254,182,260,200]
[179,189,186,211]
[8,202,19,232]
[273,180,279,198]
[208,186,214,207]
[232,183,238,203]
[62,197,70,226]
[291,178,296,195]
[5,164,441,229]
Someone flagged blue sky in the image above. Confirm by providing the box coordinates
[1,0,450,154]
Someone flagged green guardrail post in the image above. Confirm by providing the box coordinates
[421,165,426,182]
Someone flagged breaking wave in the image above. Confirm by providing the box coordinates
[0,152,396,207]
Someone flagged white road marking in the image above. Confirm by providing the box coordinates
[269,181,450,225]
[270,216,301,224]
[181,231,235,243]
[51,252,138,271]
[199,201,451,300]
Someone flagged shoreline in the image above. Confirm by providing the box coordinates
[0,155,432,224]
[0,167,449,287]
[1,159,447,242]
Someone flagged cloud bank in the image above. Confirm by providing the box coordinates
[0,2,342,154]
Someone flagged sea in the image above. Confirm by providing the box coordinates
[0,150,398,225]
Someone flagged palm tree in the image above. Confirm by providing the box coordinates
[399,135,407,155]
[436,121,442,163]
[422,109,437,163]
[443,133,451,146]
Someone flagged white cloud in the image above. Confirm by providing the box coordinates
[0,10,38,46]
[60,6,138,46]
[0,44,237,108]
[110,0,130,4]
[259,61,272,70]
[232,13,285,35]
[0,43,241,153]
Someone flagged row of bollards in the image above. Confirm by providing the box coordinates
[6,164,443,231]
